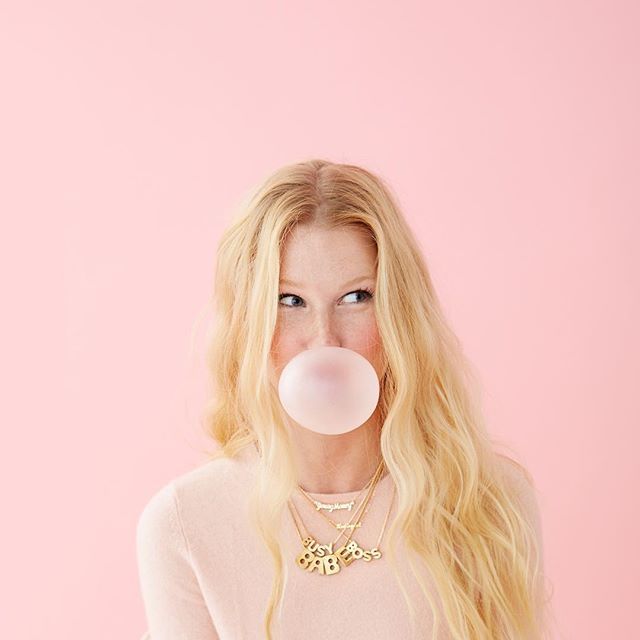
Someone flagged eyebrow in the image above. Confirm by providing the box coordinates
[279,275,375,288]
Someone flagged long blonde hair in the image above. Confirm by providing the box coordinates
[198,159,553,639]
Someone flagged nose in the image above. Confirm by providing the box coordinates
[306,311,341,349]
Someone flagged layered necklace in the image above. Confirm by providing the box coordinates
[287,459,396,576]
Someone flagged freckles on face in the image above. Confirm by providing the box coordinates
[347,315,383,371]
[268,222,384,385]
[270,312,384,383]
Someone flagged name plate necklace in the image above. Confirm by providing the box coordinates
[288,463,395,575]
[297,459,383,513]
[296,461,384,533]
[298,458,385,528]
[289,465,395,575]
[294,460,383,540]
[288,464,381,576]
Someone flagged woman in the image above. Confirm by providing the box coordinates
[136,159,553,639]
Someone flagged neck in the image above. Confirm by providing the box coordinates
[287,408,383,494]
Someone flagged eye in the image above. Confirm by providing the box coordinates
[278,288,374,308]
[342,288,374,304]
[278,293,304,307]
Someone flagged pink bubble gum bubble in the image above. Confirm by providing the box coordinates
[277,346,380,435]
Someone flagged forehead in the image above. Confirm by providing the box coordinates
[279,224,377,283]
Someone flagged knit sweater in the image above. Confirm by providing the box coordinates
[136,445,543,639]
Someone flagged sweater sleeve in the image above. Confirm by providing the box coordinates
[136,481,221,640]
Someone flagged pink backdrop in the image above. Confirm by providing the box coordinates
[2,1,638,638]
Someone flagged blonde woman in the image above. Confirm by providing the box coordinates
[136,159,553,639]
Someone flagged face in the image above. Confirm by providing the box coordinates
[269,223,384,388]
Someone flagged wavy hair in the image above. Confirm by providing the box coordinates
[197,159,554,639]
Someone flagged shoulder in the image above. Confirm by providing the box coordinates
[495,454,536,495]
[136,451,254,540]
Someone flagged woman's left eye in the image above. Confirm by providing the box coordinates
[278,288,374,307]
[343,288,374,303]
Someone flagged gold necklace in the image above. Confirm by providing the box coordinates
[292,462,382,550]
[288,471,379,576]
[297,459,385,532]
[288,464,393,576]
[289,470,395,576]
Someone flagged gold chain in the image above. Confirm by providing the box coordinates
[290,461,383,549]
[287,463,395,576]
[296,459,385,532]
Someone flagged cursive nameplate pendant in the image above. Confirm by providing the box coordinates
[312,499,356,512]
[295,536,382,576]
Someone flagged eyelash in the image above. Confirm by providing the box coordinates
[278,287,374,307]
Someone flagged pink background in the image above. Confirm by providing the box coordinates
[2,1,638,638]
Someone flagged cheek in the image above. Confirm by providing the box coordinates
[270,334,295,363]
[345,318,384,376]
[269,326,297,378]
[348,314,381,350]
[269,314,384,379]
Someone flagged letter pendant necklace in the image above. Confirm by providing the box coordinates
[288,462,396,576]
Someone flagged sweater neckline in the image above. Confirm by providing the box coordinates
[239,443,391,498]
[302,470,391,499]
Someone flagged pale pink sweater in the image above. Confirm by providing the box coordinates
[136,445,543,639]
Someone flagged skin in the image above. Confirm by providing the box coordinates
[268,222,385,494]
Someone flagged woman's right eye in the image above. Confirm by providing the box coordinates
[278,293,302,307]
